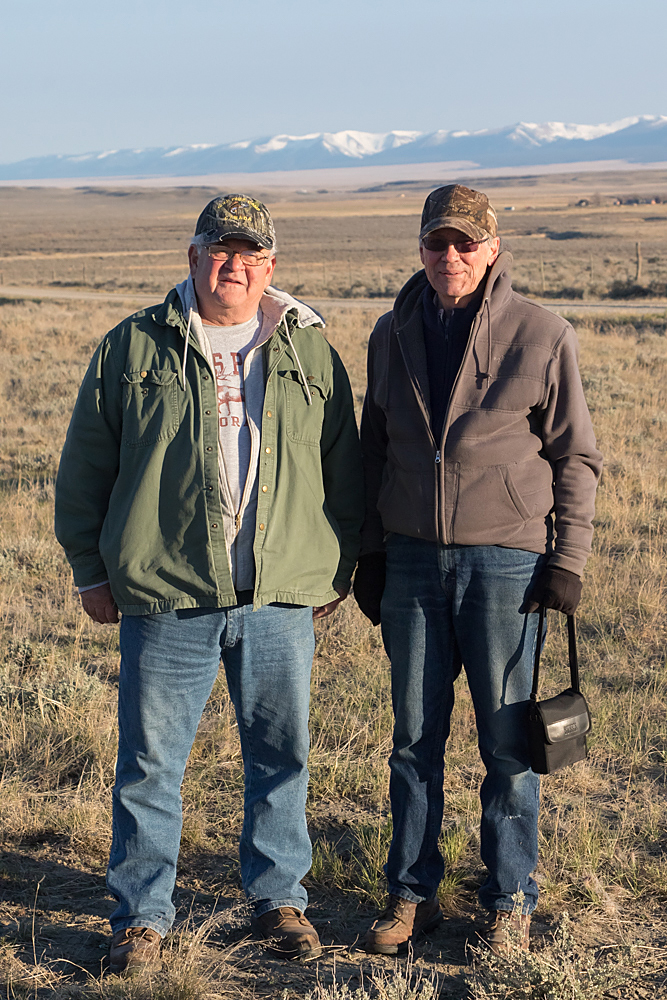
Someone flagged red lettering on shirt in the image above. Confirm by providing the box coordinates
[212,351,245,425]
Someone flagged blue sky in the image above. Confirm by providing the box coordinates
[1,0,665,163]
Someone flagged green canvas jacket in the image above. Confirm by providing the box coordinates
[55,287,364,614]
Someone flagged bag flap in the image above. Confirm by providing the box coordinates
[535,689,591,744]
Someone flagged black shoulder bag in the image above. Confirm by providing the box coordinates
[528,608,591,775]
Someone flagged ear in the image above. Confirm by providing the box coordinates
[263,255,277,289]
[188,244,199,277]
[419,244,426,266]
[487,237,501,266]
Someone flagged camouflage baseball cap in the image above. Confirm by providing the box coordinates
[420,184,498,243]
[195,194,276,250]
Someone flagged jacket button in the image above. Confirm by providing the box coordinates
[206,446,213,452]
[140,370,148,378]
[211,523,218,529]
[261,485,268,492]
[273,347,279,352]
[265,447,271,454]
[205,409,211,415]
[203,374,210,380]
[207,486,213,491]
[142,389,148,396]
[266,410,272,418]
[259,523,265,530]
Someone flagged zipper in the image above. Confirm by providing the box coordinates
[395,326,442,539]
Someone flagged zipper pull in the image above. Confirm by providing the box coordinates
[235,512,241,533]
[435,450,441,464]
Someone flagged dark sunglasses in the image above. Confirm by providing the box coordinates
[421,235,489,254]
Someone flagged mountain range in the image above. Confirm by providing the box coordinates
[2,115,666,181]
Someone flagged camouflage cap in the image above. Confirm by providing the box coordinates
[195,194,276,250]
[420,184,498,243]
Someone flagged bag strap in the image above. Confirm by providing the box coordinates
[530,608,579,701]
[567,614,580,693]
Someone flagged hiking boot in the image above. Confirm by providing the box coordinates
[480,910,531,955]
[251,907,322,961]
[362,894,443,955]
[108,926,163,976]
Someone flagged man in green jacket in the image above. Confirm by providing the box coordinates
[55,194,364,972]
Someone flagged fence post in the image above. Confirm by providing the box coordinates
[540,256,546,295]
[635,241,642,283]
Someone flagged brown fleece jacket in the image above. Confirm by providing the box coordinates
[360,250,602,577]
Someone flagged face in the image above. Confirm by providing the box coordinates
[419,227,500,308]
[188,237,276,325]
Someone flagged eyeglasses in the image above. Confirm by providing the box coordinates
[206,245,270,266]
[421,235,489,255]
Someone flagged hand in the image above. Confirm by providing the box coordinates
[313,588,347,620]
[353,552,386,626]
[523,566,582,616]
[80,583,119,624]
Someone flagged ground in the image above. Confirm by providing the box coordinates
[2,176,667,998]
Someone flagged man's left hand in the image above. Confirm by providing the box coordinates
[523,566,582,616]
[313,589,347,620]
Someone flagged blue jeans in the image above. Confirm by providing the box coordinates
[381,536,545,914]
[107,603,315,936]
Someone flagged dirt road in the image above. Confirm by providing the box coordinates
[1,284,666,317]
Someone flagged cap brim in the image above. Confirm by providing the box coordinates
[419,217,489,243]
[200,226,274,250]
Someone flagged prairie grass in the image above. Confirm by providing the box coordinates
[2,292,667,997]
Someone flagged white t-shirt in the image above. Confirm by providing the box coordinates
[203,310,270,591]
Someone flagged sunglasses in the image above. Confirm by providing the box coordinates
[421,235,489,255]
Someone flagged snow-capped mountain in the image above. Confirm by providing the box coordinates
[1,116,666,180]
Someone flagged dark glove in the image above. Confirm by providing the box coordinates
[523,565,582,616]
[353,552,386,626]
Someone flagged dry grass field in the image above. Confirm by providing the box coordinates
[2,178,667,998]
[2,169,667,302]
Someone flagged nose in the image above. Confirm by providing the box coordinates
[221,251,245,271]
[442,243,462,261]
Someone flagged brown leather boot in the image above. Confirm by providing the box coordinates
[362,895,443,955]
[109,926,163,976]
[251,907,322,961]
[481,910,531,955]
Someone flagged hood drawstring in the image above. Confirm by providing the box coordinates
[181,308,193,388]
[478,298,492,386]
[284,318,313,406]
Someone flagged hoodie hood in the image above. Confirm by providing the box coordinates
[393,249,514,331]
[393,249,514,387]
[174,275,324,337]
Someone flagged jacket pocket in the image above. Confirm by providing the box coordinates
[121,369,179,447]
[278,370,326,446]
[453,463,543,542]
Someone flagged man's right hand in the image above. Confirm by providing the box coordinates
[80,583,119,624]
[353,552,387,626]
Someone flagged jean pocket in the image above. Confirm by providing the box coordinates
[121,369,180,447]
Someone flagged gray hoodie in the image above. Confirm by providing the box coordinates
[360,250,603,577]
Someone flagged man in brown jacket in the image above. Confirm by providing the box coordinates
[354,185,602,954]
